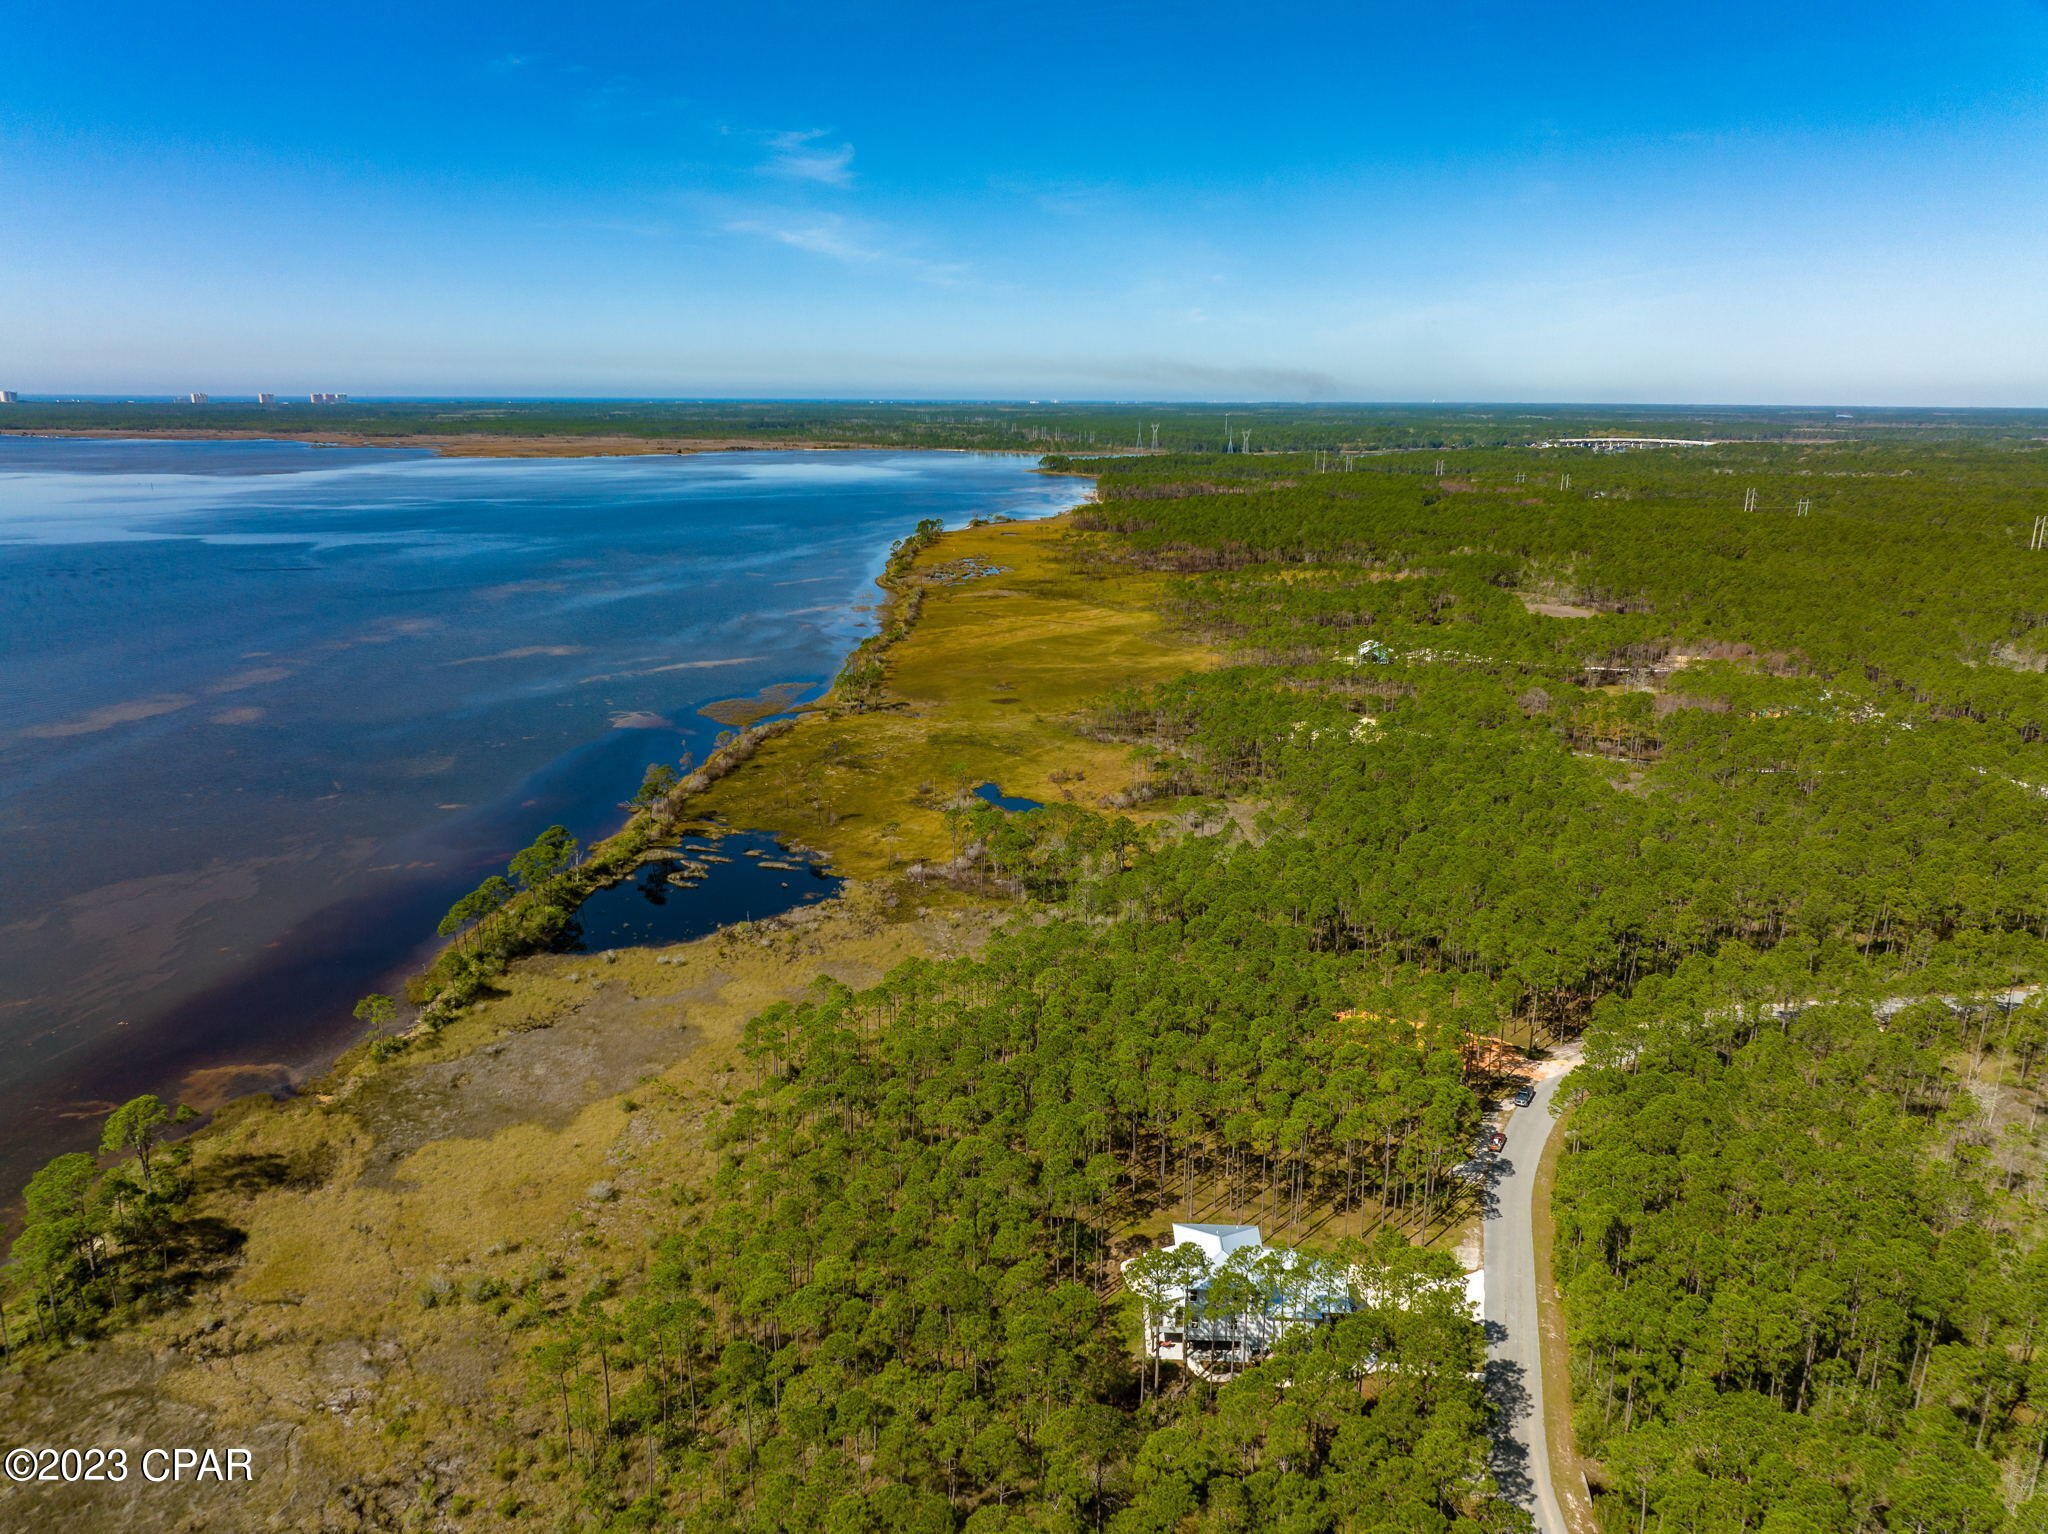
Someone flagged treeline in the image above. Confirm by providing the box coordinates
[413,821,610,1013]
[15,399,2048,454]
[413,715,812,1016]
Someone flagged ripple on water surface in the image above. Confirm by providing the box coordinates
[563,829,841,952]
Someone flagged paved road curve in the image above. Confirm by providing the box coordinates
[1482,1049,1580,1534]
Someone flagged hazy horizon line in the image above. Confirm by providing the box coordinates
[8,395,2048,413]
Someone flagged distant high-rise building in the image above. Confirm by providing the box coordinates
[188,392,209,404]
[0,391,17,404]
[308,392,347,404]
[256,392,276,405]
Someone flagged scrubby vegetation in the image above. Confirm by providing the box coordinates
[832,516,945,710]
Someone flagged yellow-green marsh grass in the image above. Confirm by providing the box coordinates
[693,513,1210,874]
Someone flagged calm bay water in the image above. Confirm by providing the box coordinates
[0,439,1081,1192]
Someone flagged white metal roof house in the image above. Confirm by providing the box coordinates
[1122,1223,1481,1380]
[1122,1224,1357,1378]
[1169,1222,1263,1265]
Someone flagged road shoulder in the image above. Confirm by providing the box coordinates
[1531,1089,1602,1534]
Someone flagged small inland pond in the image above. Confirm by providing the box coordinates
[563,829,842,951]
[972,782,1043,812]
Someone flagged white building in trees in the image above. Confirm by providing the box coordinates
[1122,1222,1481,1379]
[1123,1224,1356,1375]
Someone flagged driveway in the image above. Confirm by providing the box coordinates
[1481,1047,1580,1534]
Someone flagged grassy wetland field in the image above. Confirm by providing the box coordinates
[693,514,1205,874]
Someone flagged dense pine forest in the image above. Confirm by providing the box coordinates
[13,431,2048,1531]
[1040,439,2048,1532]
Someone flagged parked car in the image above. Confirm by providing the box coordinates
[1486,1129,1508,1153]
[1511,1084,1536,1108]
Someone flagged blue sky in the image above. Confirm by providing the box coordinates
[7,0,2048,403]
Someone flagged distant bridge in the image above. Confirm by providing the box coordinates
[1533,436,1720,451]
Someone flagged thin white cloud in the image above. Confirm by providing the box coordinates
[728,214,881,263]
[763,129,856,187]
[723,212,973,287]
